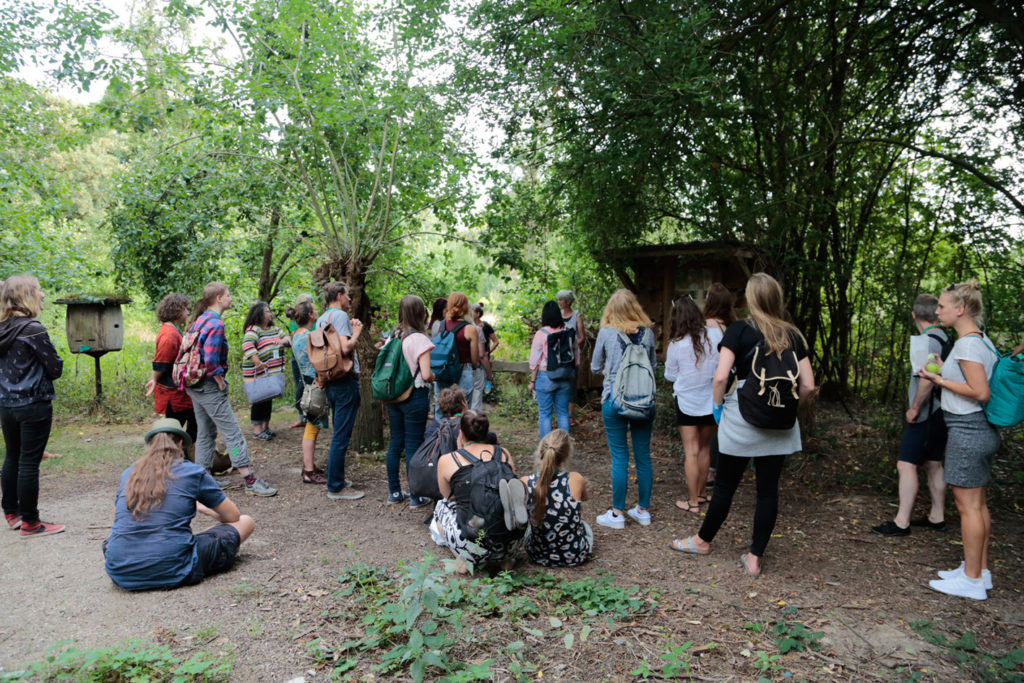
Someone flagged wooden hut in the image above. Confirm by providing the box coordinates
[608,241,765,355]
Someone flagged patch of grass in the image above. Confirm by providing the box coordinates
[0,639,232,682]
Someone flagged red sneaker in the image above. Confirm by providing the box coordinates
[19,520,65,538]
[5,513,21,530]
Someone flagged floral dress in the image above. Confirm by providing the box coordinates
[524,471,592,567]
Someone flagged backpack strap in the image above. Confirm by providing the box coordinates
[452,448,480,467]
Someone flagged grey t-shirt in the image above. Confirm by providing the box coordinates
[590,326,657,404]
[315,307,359,375]
[909,328,947,423]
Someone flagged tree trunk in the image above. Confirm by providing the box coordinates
[312,255,384,452]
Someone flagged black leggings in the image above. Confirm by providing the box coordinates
[250,399,273,425]
[698,453,786,557]
[164,406,198,446]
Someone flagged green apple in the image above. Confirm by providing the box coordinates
[925,361,940,373]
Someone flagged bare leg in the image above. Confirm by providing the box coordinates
[952,486,986,579]
[923,460,946,523]
[894,460,918,528]
[980,487,990,573]
[302,437,316,471]
[679,425,703,507]
[696,424,714,494]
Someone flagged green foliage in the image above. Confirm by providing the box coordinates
[631,639,697,679]
[327,558,657,681]
[771,620,824,654]
[910,621,1024,680]
[0,639,231,682]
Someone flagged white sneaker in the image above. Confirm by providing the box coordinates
[428,518,446,547]
[937,561,993,590]
[928,574,987,601]
[627,505,651,526]
[596,509,625,529]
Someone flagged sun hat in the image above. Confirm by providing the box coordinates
[144,418,192,448]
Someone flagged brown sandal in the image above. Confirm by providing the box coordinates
[302,469,327,484]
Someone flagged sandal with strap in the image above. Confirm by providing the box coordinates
[302,469,327,484]
[675,500,702,514]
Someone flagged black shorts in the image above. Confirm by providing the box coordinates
[183,524,241,585]
[898,410,947,465]
[675,403,716,427]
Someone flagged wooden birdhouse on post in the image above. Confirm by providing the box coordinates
[54,296,131,400]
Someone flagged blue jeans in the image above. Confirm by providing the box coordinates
[1,401,53,525]
[325,377,361,492]
[385,387,430,494]
[536,372,571,438]
[601,400,654,511]
[433,364,474,419]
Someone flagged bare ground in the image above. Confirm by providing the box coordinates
[1,401,1022,681]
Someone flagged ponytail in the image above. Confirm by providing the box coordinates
[187,281,228,326]
[530,429,572,526]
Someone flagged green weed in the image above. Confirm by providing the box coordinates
[0,639,231,682]
[910,621,1024,680]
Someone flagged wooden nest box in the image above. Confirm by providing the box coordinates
[54,296,131,357]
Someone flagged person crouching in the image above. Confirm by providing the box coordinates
[103,419,255,590]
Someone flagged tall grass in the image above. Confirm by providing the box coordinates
[36,305,298,423]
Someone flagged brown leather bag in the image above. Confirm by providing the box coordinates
[307,323,353,383]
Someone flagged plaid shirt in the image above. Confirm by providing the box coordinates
[190,310,229,377]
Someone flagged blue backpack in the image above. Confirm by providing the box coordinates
[981,339,1024,428]
[431,321,469,385]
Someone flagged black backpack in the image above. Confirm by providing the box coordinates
[408,417,461,501]
[737,332,801,430]
[543,327,577,381]
[925,331,955,407]
[451,448,525,550]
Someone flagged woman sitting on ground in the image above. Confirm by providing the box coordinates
[103,419,255,590]
[432,411,525,573]
[522,429,592,567]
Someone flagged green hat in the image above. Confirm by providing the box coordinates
[144,418,192,449]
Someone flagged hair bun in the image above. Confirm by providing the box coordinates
[966,278,981,290]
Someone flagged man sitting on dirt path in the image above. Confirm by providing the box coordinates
[103,418,255,590]
[317,282,366,501]
[184,282,277,497]
[872,294,947,537]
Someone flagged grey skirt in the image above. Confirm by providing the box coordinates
[717,381,802,457]
[944,411,999,488]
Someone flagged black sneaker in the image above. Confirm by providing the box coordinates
[872,520,910,537]
[910,517,947,531]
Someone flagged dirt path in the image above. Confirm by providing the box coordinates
[1,404,1021,681]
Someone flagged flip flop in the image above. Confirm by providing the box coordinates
[674,500,702,514]
[740,553,762,576]
[670,536,709,555]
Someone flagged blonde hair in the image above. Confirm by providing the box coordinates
[445,292,471,321]
[599,289,653,334]
[0,275,43,321]
[745,273,806,356]
[124,433,184,520]
[944,279,983,323]
[531,429,573,526]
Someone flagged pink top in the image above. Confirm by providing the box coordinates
[401,332,435,386]
[529,326,579,371]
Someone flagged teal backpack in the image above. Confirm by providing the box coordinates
[981,339,1024,428]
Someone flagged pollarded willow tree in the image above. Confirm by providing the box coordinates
[461,0,1024,397]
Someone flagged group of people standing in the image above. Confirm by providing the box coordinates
[0,271,1007,602]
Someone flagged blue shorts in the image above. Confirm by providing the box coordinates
[183,524,241,585]
[898,410,946,465]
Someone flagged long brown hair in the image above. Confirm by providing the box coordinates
[0,274,42,321]
[398,295,429,333]
[668,294,710,365]
[187,281,228,326]
[703,283,736,326]
[531,429,573,526]
[745,273,805,355]
[124,433,184,520]
[445,292,470,321]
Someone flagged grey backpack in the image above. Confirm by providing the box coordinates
[611,329,656,420]
[299,381,329,419]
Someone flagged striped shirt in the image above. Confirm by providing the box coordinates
[241,325,287,379]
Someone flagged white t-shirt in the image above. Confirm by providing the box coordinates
[940,334,997,415]
[664,326,723,416]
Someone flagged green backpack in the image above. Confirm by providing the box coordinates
[371,332,414,403]
[982,339,1024,428]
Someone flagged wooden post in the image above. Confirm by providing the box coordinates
[94,355,103,399]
